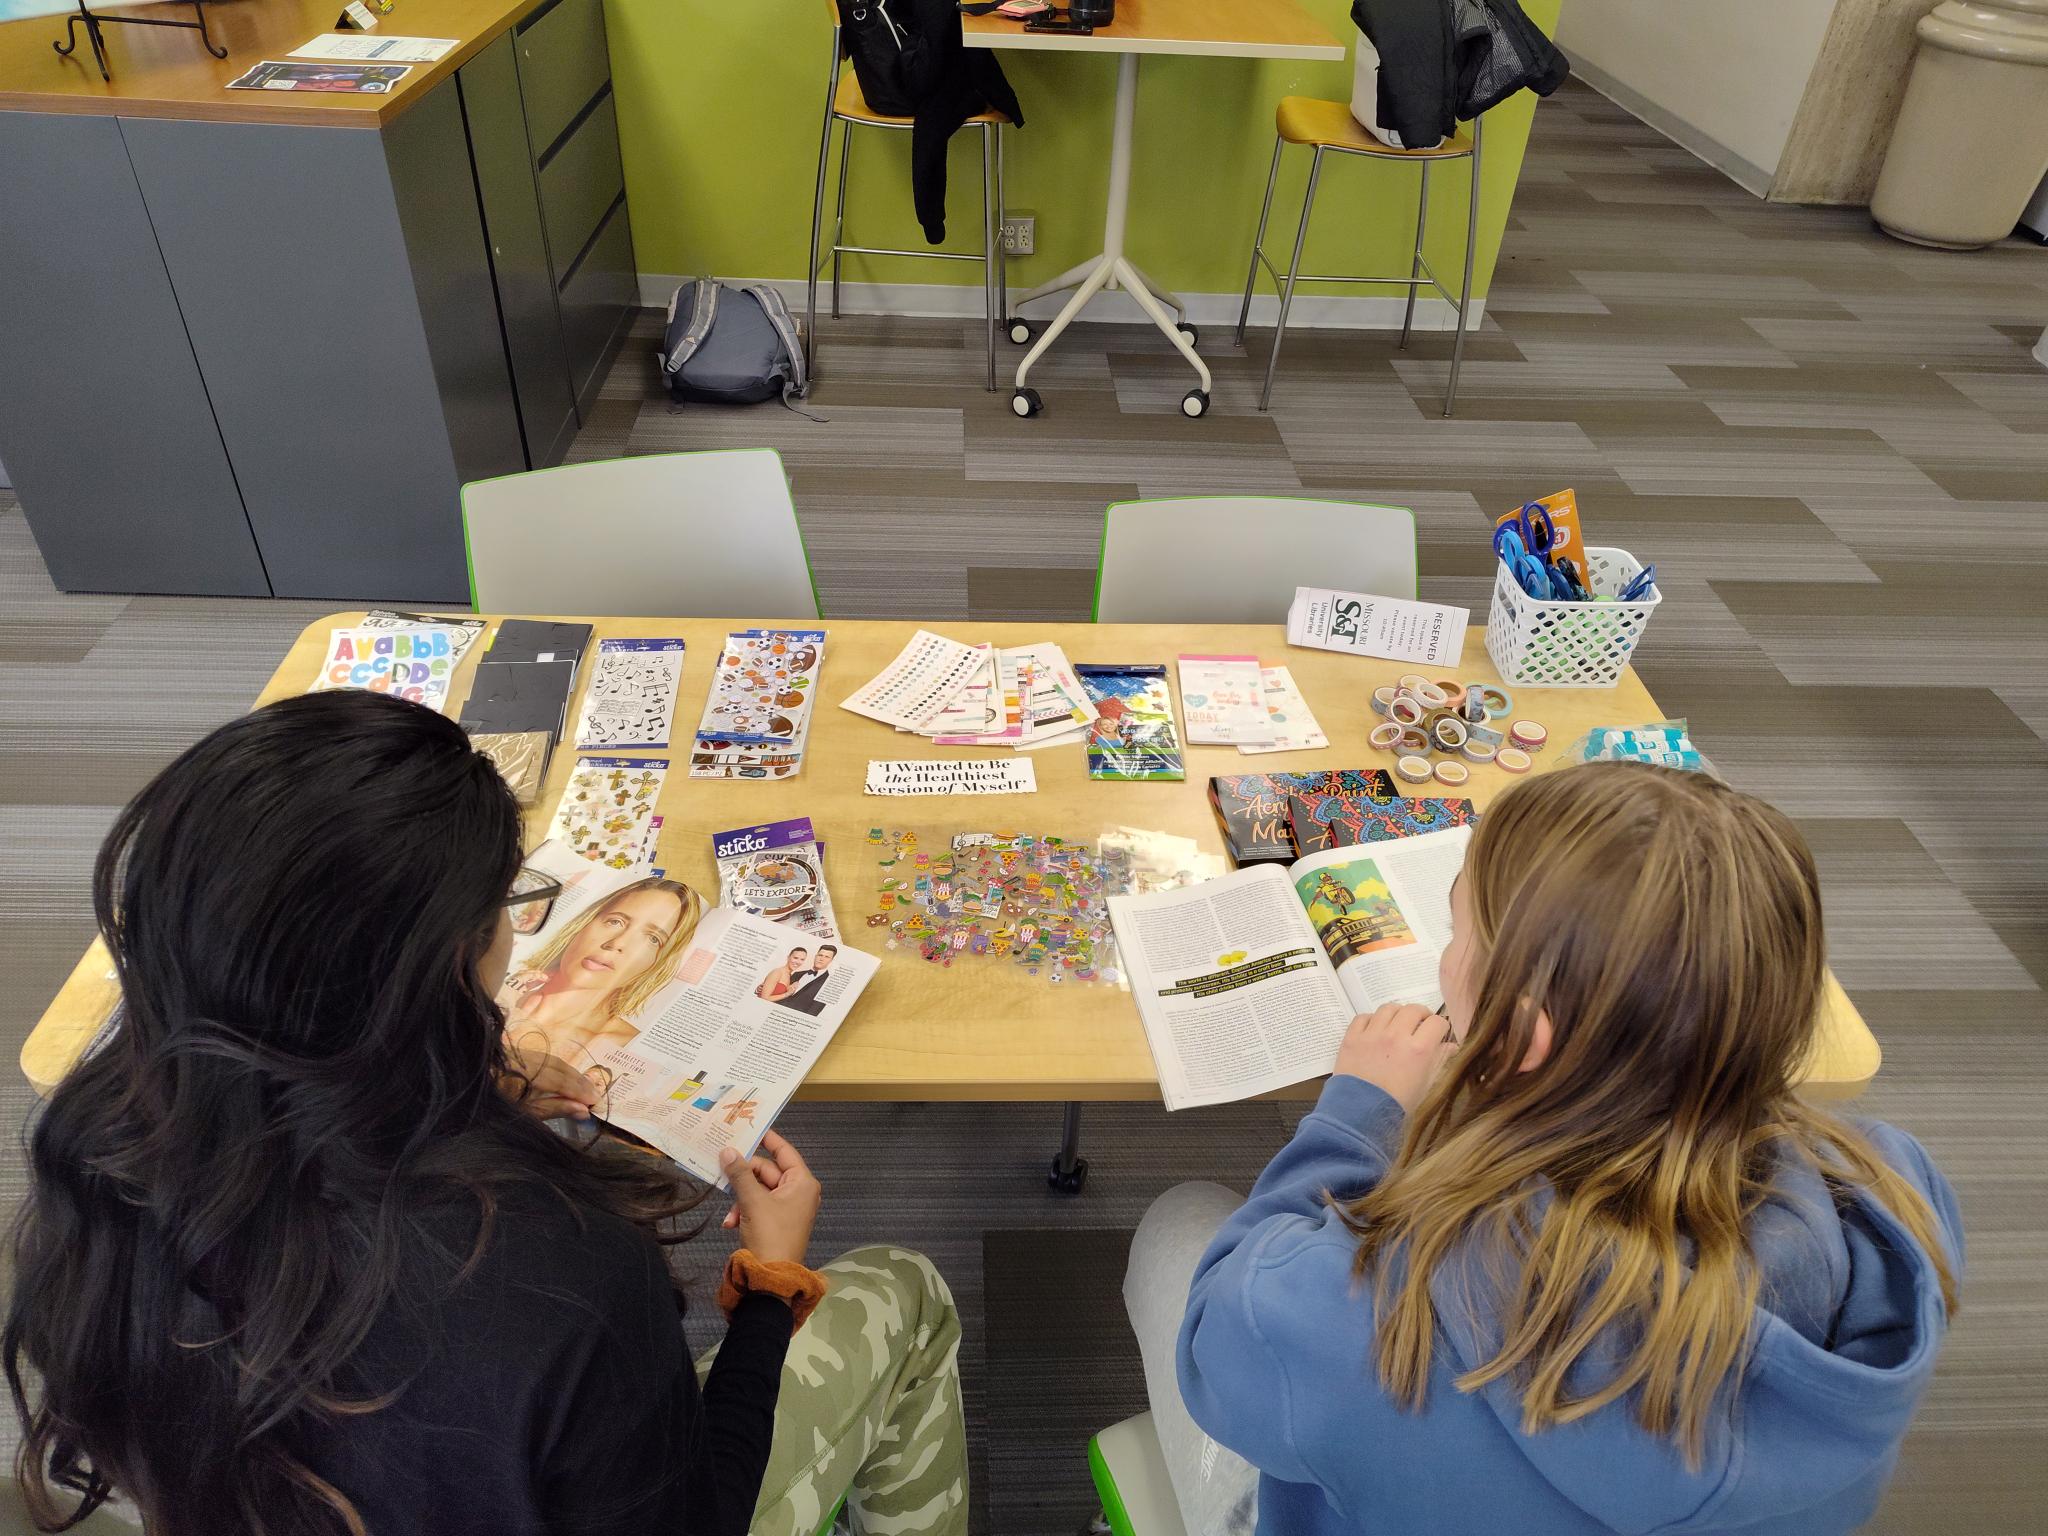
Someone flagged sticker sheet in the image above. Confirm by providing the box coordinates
[360,608,484,662]
[689,629,826,780]
[1177,654,1275,746]
[1008,642,1096,741]
[574,638,686,751]
[471,730,553,806]
[546,757,669,869]
[309,626,460,712]
[928,647,1026,745]
[1237,666,1327,755]
[1075,664,1185,782]
[713,817,838,943]
[840,630,986,730]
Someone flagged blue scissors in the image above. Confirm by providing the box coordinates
[1615,563,1658,602]
[1500,502,1559,560]
[1494,525,1574,601]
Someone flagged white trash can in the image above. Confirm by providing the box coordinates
[1872,0,2048,249]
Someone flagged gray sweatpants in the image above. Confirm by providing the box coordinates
[1123,1183,1261,1536]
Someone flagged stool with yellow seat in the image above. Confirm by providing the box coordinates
[806,3,1010,391]
[1235,95,1484,418]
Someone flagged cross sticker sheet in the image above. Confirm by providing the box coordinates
[840,629,988,731]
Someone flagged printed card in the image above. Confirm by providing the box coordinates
[574,638,686,751]
[864,760,1039,796]
[841,630,986,731]
[1287,588,1467,668]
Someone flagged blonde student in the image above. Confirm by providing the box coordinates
[1124,762,1962,1536]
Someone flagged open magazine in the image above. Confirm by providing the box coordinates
[1106,825,1470,1110]
[498,840,875,1185]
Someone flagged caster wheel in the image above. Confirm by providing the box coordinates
[1177,323,1199,348]
[1180,389,1210,419]
[1048,1157,1089,1194]
[1012,388,1044,418]
[1008,317,1032,345]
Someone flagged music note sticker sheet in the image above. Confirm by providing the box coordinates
[840,629,987,731]
[574,638,686,751]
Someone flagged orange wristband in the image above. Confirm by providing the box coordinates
[718,1249,829,1333]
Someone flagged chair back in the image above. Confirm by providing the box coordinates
[462,450,821,619]
[1092,496,1418,622]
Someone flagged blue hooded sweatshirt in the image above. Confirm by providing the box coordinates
[1178,1075,1963,1536]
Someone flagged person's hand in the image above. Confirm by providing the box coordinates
[1333,1003,1457,1114]
[719,1130,821,1266]
[498,1036,601,1121]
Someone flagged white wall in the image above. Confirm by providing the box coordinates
[1556,0,1839,182]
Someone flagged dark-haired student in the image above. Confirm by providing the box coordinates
[4,690,968,1536]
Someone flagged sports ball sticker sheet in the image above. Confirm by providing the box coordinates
[689,629,827,780]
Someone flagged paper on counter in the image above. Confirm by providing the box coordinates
[864,759,1038,796]
[1177,654,1275,746]
[289,34,459,62]
[1287,587,1466,668]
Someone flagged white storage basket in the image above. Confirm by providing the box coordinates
[1484,545,1660,689]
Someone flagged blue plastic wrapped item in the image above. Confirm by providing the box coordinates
[1561,720,1711,774]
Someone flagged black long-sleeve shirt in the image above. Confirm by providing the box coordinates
[300,1186,790,1535]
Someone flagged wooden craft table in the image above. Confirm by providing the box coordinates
[24,614,1882,1116]
[962,1,1346,418]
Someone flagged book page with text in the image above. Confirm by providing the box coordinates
[1109,867,1354,1110]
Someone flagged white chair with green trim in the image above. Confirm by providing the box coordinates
[1089,1412,1189,1536]
[461,448,823,618]
[1091,496,1419,622]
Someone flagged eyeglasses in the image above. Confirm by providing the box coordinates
[500,867,566,934]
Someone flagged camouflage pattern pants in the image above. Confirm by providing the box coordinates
[697,1246,969,1536]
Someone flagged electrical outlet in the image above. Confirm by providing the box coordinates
[1000,212,1036,256]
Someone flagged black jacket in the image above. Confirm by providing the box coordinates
[1350,0,1567,150]
[837,0,1024,244]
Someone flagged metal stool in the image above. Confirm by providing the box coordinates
[1235,97,1484,417]
[806,5,1009,391]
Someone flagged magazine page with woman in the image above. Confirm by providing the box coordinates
[497,842,877,1184]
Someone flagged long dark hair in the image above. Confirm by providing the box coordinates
[4,690,700,1535]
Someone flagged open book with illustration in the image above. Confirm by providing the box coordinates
[497,840,875,1185]
[1107,825,1471,1110]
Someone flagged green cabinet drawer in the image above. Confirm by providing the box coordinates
[537,89,625,277]
[514,0,611,158]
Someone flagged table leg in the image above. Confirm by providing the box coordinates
[1048,1100,1088,1193]
[1010,52,1211,413]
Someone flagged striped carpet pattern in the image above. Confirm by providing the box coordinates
[2,80,2044,1532]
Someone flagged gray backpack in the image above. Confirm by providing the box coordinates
[659,279,812,409]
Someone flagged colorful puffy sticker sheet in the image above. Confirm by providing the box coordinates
[689,629,826,779]
[1075,664,1184,782]
[861,828,1213,987]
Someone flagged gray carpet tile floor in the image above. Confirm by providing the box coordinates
[2,79,2045,1533]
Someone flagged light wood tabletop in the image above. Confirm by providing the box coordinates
[21,613,1883,1102]
[961,0,1345,59]
[0,0,545,126]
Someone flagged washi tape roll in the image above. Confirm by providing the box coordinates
[1411,680,1450,709]
[1397,726,1430,754]
[1496,747,1533,773]
[1461,740,1498,764]
[1389,696,1426,727]
[1435,680,1467,709]
[1461,693,1490,724]
[1433,760,1471,787]
[1465,719,1506,748]
[1397,673,1430,695]
[1509,720,1549,752]
[1370,685,1398,718]
[1395,755,1435,784]
[1433,716,1470,753]
[1473,685,1512,718]
[1368,721,1406,753]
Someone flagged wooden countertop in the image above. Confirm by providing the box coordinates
[962,0,1345,60]
[0,0,545,126]
[21,614,1884,1105]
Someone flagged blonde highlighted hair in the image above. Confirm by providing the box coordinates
[1343,762,1956,1464]
[522,877,705,1024]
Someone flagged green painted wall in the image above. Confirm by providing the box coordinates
[606,1,1563,303]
